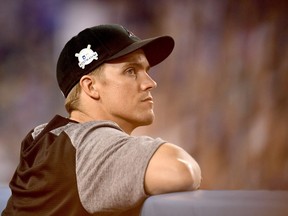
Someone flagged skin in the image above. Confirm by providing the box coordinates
[70,49,202,195]
[70,49,156,134]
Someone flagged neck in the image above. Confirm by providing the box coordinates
[69,110,135,135]
[69,110,95,123]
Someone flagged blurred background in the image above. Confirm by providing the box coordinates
[0,0,287,190]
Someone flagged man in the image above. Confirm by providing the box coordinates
[2,24,201,216]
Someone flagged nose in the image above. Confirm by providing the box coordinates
[140,72,157,91]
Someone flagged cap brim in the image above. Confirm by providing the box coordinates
[107,36,174,67]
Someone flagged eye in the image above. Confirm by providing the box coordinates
[125,68,137,77]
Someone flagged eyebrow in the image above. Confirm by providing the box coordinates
[122,61,150,71]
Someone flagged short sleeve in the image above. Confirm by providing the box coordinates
[65,121,165,214]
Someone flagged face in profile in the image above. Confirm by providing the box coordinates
[96,49,158,132]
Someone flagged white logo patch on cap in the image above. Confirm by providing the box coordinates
[75,44,98,69]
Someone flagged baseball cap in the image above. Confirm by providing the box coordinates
[56,24,175,97]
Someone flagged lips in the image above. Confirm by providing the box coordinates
[141,96,153,103]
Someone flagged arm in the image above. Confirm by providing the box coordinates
[144,143,202,195]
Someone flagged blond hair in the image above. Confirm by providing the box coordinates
[65,65,104,113]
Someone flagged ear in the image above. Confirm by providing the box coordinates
[79,75,100,99]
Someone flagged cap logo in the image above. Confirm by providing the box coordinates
[75,44,98,69]
[127,30,135,38]
[122,26,136,38]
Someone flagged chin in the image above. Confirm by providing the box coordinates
[142,119,154,126]
[129,111,155,128]
[139,115,155,126]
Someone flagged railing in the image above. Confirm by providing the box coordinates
[141,190,288,216]
[0,185,11,213]
[1,185,288,216]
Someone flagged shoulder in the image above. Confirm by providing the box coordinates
[62,120,126,147]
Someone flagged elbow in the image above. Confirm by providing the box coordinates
[175,160,202,191]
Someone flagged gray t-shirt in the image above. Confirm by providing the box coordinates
[49,119,165,213]
[4,115,165,216]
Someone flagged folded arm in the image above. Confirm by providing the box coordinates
[144,143,202,195]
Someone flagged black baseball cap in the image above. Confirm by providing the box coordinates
[56,24,175,97]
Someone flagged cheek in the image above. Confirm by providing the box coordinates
[99,78,139,108]
[103,86,133,106]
